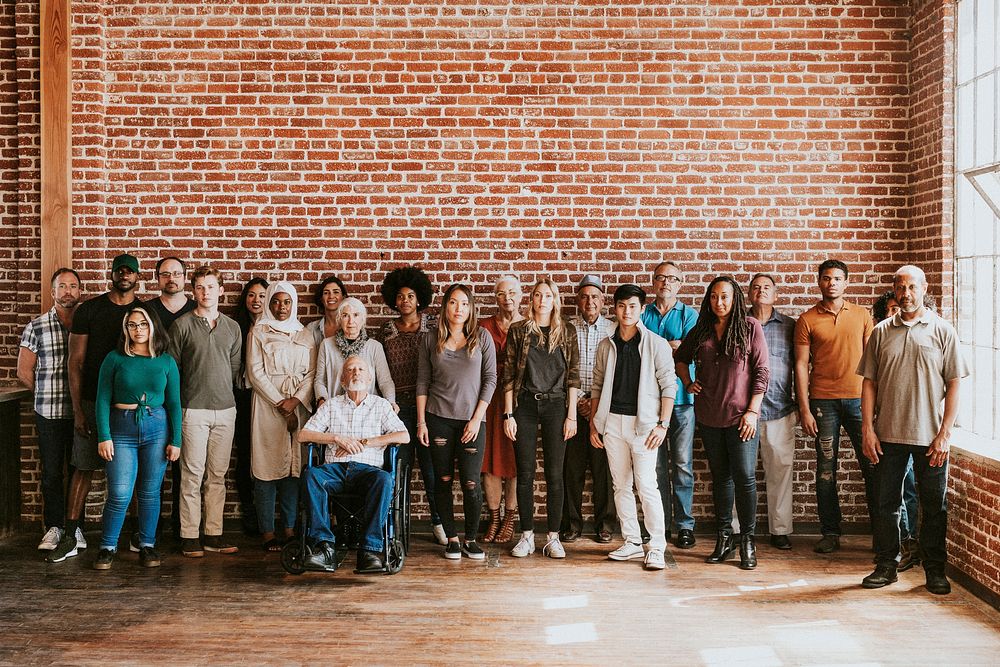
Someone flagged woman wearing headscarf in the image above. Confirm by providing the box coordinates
[246,281,316,551]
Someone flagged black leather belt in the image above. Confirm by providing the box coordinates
[525,391,565,401]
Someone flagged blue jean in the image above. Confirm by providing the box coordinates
[254,476,299,534]
[34,414,75,529]
[99,407,170,550]
[899,457,918,540]
[397,403,440,525]
[304,461,392,552]
[810,398,878,536]
[699,424,759,535]
[873,443,948,572]
[655,403,696,532]
[512,394,566,533]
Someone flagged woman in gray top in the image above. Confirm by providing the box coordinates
[416,284,497,561]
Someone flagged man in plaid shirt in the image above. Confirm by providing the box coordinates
[17,268,82,552]
[299,355,409,573]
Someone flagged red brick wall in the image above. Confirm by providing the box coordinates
[6,0,923,537]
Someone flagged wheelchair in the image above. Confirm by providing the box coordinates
[281,442,411,575]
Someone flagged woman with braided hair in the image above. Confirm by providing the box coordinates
[675,276,769,571]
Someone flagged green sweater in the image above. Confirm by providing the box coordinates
[95,350,182,447]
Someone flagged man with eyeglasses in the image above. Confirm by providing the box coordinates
[640,261,698,549]
[145,256,195,330]
[47,254,141,563]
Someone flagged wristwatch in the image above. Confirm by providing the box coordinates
[657,420,668,429]
[503,413,514,421]
[360,438,368,447]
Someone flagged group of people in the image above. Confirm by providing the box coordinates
[17,254,966,594]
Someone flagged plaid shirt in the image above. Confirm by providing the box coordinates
[752,307,796,421]
[570,315,613,397]
[302,393,407,467]
[19,308,72,419]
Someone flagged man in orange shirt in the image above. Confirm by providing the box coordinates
[794,259,876,554]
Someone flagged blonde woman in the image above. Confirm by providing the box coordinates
[503,279,580,559]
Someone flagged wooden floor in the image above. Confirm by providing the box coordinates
[2,529,1000,666]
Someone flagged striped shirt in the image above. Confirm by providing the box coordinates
[571,315,613,397]
[302,393,407,468]
[19,308,72,419]
[751,308,797,421]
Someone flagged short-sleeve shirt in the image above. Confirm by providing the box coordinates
[19,308,72,419]
[857,310,969,447]
[794,300,873,400]
[752,308,796,421]
[641,300,698,406]
[71,293,138,402]
[302,393,407,467]
[145,296,196,330]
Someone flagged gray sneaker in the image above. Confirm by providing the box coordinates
[38,527,62,551]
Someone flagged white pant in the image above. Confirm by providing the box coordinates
[602,413,666,551]
[180,407,237,539]
[759,411,797,536]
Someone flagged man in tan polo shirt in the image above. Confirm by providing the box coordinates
[794,259,875,554]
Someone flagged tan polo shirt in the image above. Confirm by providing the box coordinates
[857,310,968,447]
[794,300,873,399]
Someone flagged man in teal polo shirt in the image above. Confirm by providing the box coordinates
[640,260,698,549]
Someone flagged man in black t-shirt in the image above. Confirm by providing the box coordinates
[46,253,140,563]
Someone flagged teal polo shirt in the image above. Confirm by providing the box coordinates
[641,300,698,406]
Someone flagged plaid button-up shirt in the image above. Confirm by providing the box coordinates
[570,314,613,397]
[19,308,72,419]
[302,393,407,468]
[753,307,796,421]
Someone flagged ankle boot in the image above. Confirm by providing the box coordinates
[706,530,736,563]
[739,533,757,570]
[483,508,502,543]
[496,509,517,543]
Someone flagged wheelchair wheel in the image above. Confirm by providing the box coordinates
[385,536,405,575]
[281,540,307,575]
[394,462,412,554]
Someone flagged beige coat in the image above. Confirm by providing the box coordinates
[246,324,316,481]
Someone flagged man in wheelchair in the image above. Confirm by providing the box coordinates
[298,355,409,573]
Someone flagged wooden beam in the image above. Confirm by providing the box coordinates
[40,0,72,313]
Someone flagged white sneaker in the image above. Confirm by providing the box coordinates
[75,527,87,550]
[511,532,535,558]
[38,527,63,551]
[432,523,448,546]
[542,536,566,559]
[608,541,644,561]
[645,549,666,570]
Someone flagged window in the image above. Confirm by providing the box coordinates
[955,0,1000,455]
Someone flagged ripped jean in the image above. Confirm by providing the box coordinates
[426,412,486,539]
[810,398,878,536]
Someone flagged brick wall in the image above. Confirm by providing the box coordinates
[2,0,936,543]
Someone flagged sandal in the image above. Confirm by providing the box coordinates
[495,509,517,543]
[483,508,502,543]
[262,538,283,552]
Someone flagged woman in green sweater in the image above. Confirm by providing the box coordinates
[93,305,182,570]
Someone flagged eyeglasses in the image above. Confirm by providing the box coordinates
[158,271,185,279]
[653,275,681,283]
[126,322,150,331]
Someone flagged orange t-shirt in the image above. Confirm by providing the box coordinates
[794,300,873,399]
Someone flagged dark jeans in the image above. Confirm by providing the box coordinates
[397,402,440,525]
[810,398,878,536]
[561,415,617,535]
[254,476,299,534]
[873,442,948,572]
[304,461,392,552]
[34,414,75,529]
[899,457,919,540]
[513,394,566,533]
[427,412,486,539]
[233,387,256,512]
[700,424,759,535]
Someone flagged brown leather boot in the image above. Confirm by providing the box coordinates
[495,509,517,543]
[483,508,502,543]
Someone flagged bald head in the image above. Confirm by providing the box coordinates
[893,265,927,287]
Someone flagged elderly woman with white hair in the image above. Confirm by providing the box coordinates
[246,281,316,551]
[313,297,396,409]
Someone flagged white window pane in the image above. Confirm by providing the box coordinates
[957,258,976,342]
[977,0,997,75]
[956,176,976,257]
[957,343,975,430]
[975,74,996,166]
[957,84,975,171]
[958,0,976,84]
[996,261,1000,348]
[974,258,994,342]
[974,346,993,435]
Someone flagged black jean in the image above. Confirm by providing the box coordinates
[561,415,617,535]
[34,414,75,529]
[397,402,440,525]
[427,412,486,539]
[513,393,567,533]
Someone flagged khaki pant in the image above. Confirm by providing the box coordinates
[759,411,797,536]
[180,407,237,539]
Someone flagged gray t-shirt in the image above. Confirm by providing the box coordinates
[857,310,968,447]
[168,311,243,410]
[416,328,497,422]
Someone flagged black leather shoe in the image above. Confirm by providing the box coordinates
[739,533,757,570]
[596,530,613,544]
[560,529,581,543]
[356,549,385,574]
[813,534,840,554]
[770,534,792,550]
[706,531,736,563]
[675,529,696,549]
[862,564,898,589]
[925,570,951,595]
[304,542,337,572]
